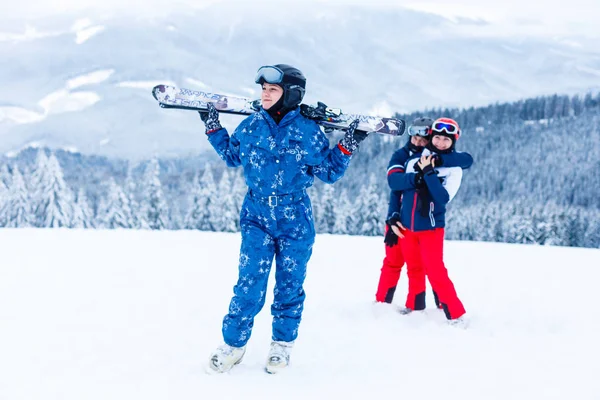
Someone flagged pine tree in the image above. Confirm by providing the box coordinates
[0,176,7,227]
[139,158,169,230]
[564,207,585,247]
[72,188,94,228]
[28,150,48,226]
[1,168,32,228]
[214,169,237,232]
[583,211,600,249]
[332,189,351,235]
[317,183,335,233]
[97,178,135,229]
[32,153,74,228]
[124,165,142,229]
[231,170,247,231]
[356,174,383,236]
[510,215,536,244]
[185,164,217,231]
[184,172,204,230]
[0,164,11,187]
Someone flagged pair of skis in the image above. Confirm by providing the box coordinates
[151,85,406,136]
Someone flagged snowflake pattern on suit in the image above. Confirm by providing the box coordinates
[206,107,352,347]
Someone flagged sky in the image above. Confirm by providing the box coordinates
[0,0,598,38]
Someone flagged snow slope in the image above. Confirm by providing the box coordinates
[0,229,598,399]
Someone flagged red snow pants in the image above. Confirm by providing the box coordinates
[400,227,466,320]
[375,225,405,303]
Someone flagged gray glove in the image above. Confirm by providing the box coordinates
[198,102,222,133]
[339,119,369,153]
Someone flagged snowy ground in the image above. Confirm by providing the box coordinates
[0,228,598,400]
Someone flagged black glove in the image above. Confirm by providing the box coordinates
[384,228,398,247]
[339,119,368,154]
[431,154,443,167]
[414,172,425,188]
[384,215,401,247]
[300,101,328,119]
[421,164,435,175]
[198,102,222,133]
[413,162,423,173]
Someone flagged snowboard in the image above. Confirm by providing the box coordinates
[152,84,406,136]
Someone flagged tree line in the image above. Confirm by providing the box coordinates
[0,90,598,248]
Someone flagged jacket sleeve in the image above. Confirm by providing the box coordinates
[205,125,243,168]
[441,167,463,202]
[439,151,473,169]
[387,191,402,220]
[309,126,352,184]
[387,147,417,191]
[388,172,418,191]
[423,167,463,204]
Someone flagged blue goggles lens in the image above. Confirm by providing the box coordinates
[408,125,430,137]
[254,66,284,85]
[433,122,457,134]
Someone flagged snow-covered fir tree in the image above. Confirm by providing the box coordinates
[543,206,570,246]
[96,178,134,228]
[124,165,143,229]
[0,164,11,187]
[316,183,336,233]
[28,150,49,226]
[332,189,352,235]
[72,188,94,228]
[1,167,31,228]
[0,175,7,226]
[214,169,237,232]
[139,158,169,230]
[507,214,536,244]
[583,211,600,248]
[230,170,247,231]
[184,164,217,231]
[184,172,204,230]
[356,174,383,236]
[32,152,74,228]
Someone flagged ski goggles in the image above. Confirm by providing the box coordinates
[407,125,431,137]
[432,121,459,134]
[254,66,285,84]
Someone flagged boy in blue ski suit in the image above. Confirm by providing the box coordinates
[200,64,368,373]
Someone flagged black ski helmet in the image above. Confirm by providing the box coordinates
[408,117,434,137]
[407,116,434,153]
[257,64,306,110]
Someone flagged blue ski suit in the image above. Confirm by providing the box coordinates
[206,107,352,347]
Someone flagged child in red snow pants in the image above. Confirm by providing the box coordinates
[400,227,465,319]
[375,226,406,303]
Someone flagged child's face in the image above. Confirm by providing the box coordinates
[261,83,284,110]
[432,135,453,151]
[410,135,429,148]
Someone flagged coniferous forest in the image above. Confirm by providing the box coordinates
[1,91,598,248]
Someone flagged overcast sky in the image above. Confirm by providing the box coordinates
[1,0,598,38]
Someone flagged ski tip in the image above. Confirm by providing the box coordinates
[398,119,407,136]
[151,84,166,101]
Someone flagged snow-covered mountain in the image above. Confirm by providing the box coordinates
[0,228,598,399]
[2,3,600,159]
